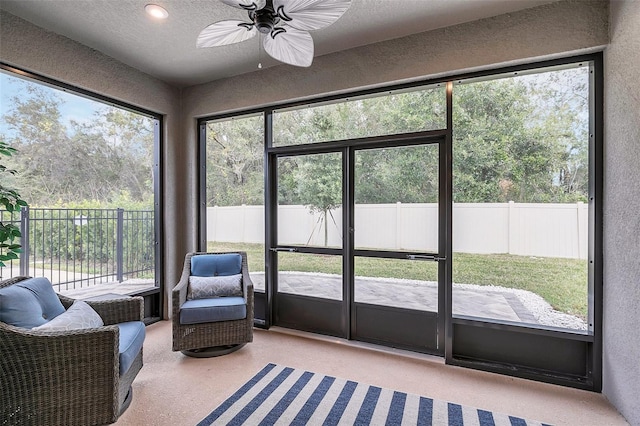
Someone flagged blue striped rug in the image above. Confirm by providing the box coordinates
[198,363,551,426]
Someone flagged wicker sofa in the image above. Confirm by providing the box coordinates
[0,276,145,425]
[172,251,254,357]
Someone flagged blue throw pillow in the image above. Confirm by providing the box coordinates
[0,277,65,328]
[191,253,242,277]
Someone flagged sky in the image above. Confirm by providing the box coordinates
[0,71,102,137]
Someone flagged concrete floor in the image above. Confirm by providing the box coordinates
[115,321,628,426]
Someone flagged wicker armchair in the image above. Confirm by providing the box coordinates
[172,251,254,357]
[0,276,144,426]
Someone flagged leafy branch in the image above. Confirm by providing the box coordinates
[0,140,28,268]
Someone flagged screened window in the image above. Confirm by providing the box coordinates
[0,69,158,299]
[204,114,265,288]
[452,64,591,331]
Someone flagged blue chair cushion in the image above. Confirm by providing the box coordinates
[0,277,66,328]
[191,253,241,277]
[179,297,246,325]
[117,321,145,376]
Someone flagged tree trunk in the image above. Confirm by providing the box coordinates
[323,209,328,247]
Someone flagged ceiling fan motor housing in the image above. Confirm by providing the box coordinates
[253,9,276,33]
[252,0,278,34]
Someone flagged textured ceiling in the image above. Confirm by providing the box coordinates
[0,0,558,87]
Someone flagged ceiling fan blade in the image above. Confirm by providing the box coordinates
[263,26,314,67]
[220,0,266,10]
[273,0,351,31]
[197,20,257,48]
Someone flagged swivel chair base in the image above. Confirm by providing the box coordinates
[181,343,246,358]
[120,386,133,416]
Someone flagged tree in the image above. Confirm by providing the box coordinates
[206,116,264,206]
[292,153,342,246]
[355,145,439,204]
[82,107,155,202]
[453,68,589,203]
[1,82,155,207]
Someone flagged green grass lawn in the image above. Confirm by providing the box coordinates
[208,242,588,319]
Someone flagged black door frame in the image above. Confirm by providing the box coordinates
[265,131,449,354]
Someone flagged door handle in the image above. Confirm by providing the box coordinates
[406,254,446,261]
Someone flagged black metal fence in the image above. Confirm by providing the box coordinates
[0,207,155,291]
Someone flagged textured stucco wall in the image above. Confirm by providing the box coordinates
[0,11,190,317]
[603,1,640,424]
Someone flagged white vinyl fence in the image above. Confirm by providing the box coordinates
[207,201,588,259]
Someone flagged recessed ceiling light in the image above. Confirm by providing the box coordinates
[145,4,168,20]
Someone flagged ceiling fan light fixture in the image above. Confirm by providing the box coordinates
[145,4,169,20]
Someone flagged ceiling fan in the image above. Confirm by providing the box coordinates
[197,0,352,68]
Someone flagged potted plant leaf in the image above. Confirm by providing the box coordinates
[0,140,28,269]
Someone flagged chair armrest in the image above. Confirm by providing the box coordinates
[241,258,254,324]
[172,268,190,320]
[88,296,144,325]
[59,294,144,325]
[0,322,121,423]
[242,269,254,304]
